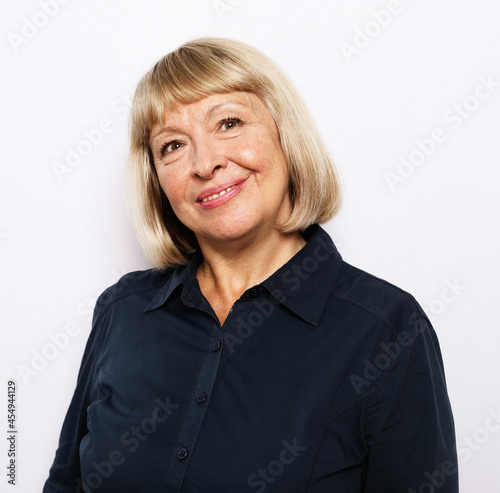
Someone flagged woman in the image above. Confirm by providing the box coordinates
[45,38,458,492]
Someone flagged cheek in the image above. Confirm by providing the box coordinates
[225,140,259,170]
[239,149,255,164]
[237,147,283,176]
[157,169,186,208]
[229,132,277,171]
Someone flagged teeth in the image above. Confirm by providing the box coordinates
[202,186,234,202]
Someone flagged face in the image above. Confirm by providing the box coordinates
[149,91,292,246]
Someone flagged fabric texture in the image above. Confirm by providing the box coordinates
[44,225,458,492]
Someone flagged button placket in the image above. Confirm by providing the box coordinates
[166,321,225,490]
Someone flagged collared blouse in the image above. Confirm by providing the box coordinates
[44,225,458,492]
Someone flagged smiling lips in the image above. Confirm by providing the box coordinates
[197,178,247,209]
[202,185,235,203]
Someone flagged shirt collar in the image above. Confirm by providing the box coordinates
[145,225,342,326]
[144,250,203,313]
[262,224,342,326]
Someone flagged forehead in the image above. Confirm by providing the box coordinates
[150,92,271,136]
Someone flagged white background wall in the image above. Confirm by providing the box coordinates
[1,0,499,491]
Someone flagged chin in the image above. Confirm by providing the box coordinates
[196,218,263,244]
[202,227,253,244]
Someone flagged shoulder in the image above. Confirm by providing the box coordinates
[95,268,174,313]
[330,260,427,339]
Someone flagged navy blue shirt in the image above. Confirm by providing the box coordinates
[44,225,458,492]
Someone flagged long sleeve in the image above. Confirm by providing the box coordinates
[43,303,103,492]
[362,308,458,492]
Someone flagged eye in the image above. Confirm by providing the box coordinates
[160,140,184,157]
[220,117,244,131]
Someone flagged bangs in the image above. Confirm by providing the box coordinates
[130,43,268,148]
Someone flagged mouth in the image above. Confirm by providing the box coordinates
[201,185,236,203]
[196,178,247,209]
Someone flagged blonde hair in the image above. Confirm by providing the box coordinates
[128,37,342,268]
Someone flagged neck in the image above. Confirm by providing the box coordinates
[195,228,306,324]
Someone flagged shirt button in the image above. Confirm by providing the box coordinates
[211,340,222,352]
[177,447,188,460]
[195,392,207,404]
[248,287,260,298]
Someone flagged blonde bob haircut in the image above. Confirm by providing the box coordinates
[128,37,342,268]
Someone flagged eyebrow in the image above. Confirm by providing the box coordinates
[204,100,247,119]
[150,99,249,141]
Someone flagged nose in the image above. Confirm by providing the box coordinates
[191,136,226,179]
